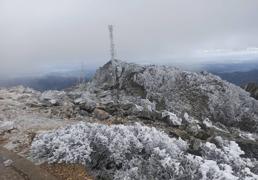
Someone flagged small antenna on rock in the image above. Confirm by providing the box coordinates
[108,25,116,61]
[78,61,85,85]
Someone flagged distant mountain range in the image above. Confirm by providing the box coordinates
[213,69,258,86]
[0,69,95,91]
[201,61,258,73]
[0,75,80,91]
[200,61,258,86]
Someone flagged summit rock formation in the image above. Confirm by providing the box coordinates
[91,60,258,132]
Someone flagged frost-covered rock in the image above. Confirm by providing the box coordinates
[73,97,84,104]
[39,90,67,106]
[183,112,199,124]
[30,122,258,180]
[91,60,258,132]
[130,104,144,113]
[140,99,156,112]
[161,110,182,126]
[73,92,97,112]
[239,131,257,141]
[40,90,66,101]
[49,99,57,105]
[203,118,213,128]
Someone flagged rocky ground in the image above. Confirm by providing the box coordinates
[0,146,56,180]
[1,60,258,179]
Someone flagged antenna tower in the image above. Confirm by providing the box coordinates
[108,25,116,61]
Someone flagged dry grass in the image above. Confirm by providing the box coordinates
[41,163,94,180]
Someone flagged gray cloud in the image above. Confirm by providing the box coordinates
[1,0,258,77]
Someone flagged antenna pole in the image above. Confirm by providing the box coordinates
[82,62,85,83]
[79,62,85,85]
[108,25,115,61]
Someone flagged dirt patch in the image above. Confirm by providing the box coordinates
[41,163,93,180]
[0,136,6,145]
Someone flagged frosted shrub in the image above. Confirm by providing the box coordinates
[31,122,190,179]
[200,136,258,179]
[31,125,93,164]
[31,123,258,179]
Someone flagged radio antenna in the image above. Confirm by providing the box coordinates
[108,25,116,61]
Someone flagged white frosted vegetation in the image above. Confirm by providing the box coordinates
[31,122,258,179]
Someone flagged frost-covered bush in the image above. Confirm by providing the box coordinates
[31,122,258,180]
[200,136,258,179]
[31,122,189,179]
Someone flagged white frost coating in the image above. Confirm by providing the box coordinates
[73,97,84,104]
[31,122,187,164]
[203,118,213,128]
[214,136,244,158]
[49,99,57,105]
[39,90,66,105]
[31,124,93,164]
[40,90,66,101]
[239,131,257,141]
[140,99,156,112]
[162,110,182,126]
[183,112,199,124]
[201,137,258,179]
[133,104,144,112]
[200,161,238,180]
[31,123,258,179]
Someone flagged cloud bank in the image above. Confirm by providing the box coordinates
[1,0,258,77]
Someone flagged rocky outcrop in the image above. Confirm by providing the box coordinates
[243,82,258,100]
[91,60,258,132]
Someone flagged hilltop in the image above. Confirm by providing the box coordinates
[1,60,258,179]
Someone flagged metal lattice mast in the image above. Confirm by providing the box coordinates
[108,25,116,61]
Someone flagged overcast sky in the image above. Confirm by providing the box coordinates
[1,0,258,77]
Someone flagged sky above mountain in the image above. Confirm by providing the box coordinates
[1,0,258,77]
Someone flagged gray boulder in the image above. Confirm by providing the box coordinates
[161,110,182,126]
[39,90,67,106]
[93,108,111,120]
[74,92,97,112]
